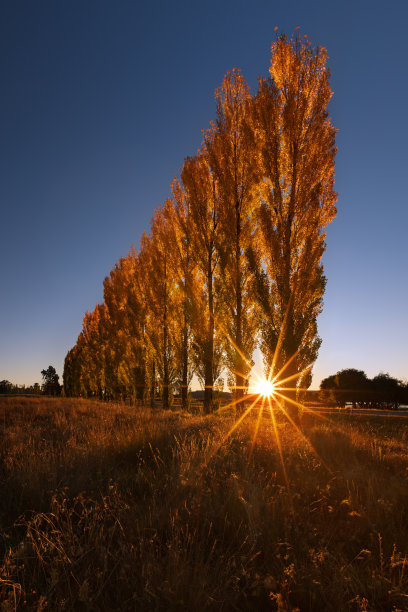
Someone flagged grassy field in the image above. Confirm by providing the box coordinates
[0,397,407,611]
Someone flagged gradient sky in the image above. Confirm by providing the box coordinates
[1,0,407,388]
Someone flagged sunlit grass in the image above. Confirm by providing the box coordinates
[0,396,407,610]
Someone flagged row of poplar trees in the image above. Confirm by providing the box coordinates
[64,34,337,413]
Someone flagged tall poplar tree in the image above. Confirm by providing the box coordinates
[253,34,337,402]
[205,69,259,402]
[79,304,109,398]
[63,345,82,397]
[103,250,146,401]
[139,203,178,409]
[181,150,224,412]
[167,180,194,410]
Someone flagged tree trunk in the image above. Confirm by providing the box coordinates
[181,319,188,411]
[162,269,169,410]
[234,204,244,406]
[282,313,300,424]
[163,320,169,409]
[150,359,156,408]
[203,253,214,413]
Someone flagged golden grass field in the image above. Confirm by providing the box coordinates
[0,397,407,611]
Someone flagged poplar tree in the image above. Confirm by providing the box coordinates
[205,69,259,402]
[103,250,146,401]
[253,34,337,403]
[79,304,109,398]
[63,345,81,397]
[181,150,224,412]
[139,202,178,409]
[168,180,194,410]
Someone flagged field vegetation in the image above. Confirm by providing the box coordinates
[1,397,408,610]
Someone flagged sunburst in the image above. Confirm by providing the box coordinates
[197,303,333,494]
[253,378,275,397]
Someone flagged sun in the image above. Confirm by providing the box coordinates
[254,378,275,397]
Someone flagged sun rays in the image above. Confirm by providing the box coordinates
[198,313,334,496]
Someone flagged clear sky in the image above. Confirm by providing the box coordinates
[1,0,407,388]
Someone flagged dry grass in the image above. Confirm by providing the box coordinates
[0,397,407,611]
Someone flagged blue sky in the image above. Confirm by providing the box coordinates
[1,0,407,388]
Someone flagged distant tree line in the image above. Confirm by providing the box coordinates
[320,369,408,410]
[64,33,337,413]
[0,366,61,396]
[0,380,42,395]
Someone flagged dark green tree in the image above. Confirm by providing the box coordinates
[0,380,12,394]
[320,369,369,408]
[370,373,404,409]
[41,366,61,396]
